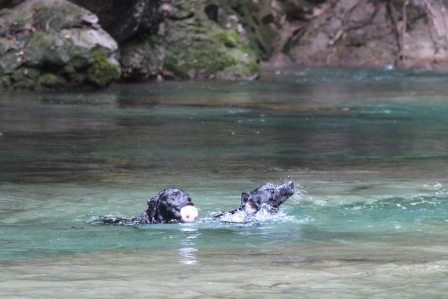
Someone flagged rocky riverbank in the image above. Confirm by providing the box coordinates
[0,0,447,90]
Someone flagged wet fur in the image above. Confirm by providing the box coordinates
[215,181,295,219]
[102,188,194,225]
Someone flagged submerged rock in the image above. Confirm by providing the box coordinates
[0,0,120,89]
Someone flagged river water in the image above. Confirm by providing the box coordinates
[1,68,448,298]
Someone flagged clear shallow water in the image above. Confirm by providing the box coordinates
[1,68,448,298]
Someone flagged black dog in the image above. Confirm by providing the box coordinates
[215,180,295,219]
[101,188,194,225]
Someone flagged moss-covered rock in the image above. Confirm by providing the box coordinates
[120,0,260,81]
[212,30,240,48]
[204,0,279,61]
[87,50,121,86]
[119,36,166,81]
[37,73,68,88]
[0,0,120,90]
[0,75,11,88]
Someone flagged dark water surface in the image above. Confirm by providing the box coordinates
[1,68,448,298]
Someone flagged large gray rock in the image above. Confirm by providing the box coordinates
[0,0,121,89]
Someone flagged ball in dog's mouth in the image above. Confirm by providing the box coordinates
[180,206,198,222]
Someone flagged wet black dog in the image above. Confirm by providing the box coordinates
[101,188,194,225]
[215,180,295,219]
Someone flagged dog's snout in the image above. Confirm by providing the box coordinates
[285,180,294,188]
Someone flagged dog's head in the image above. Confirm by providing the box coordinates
[146,188,193,223]
[240,180,295,214]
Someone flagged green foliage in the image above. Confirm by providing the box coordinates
[164,48,238,78]
[212,30,240,48]
[0,75,11,88]
[218,0,274,59]
[37,73,67,88]
[192,18,207,34]
[195,49,238,72]
[246,61,260,74]
[87,50,121,86]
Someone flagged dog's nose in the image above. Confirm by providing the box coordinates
[286,180,294,188]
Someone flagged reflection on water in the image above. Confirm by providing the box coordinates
[178,247,198,265]
[179,227,199,265]
[2,68,448,297]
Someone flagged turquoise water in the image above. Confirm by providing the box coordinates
[1,68,448,298]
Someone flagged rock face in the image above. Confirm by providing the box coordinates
[0,0,25,7]
[1,0,448,90]
[0,0,120,89]
[70,0,262,81]
[282,0,398,68]
[264,0,448,70]
[69,0,448,83]
[69,0,161,43]
[119,0,260,81]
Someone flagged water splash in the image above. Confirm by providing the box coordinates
[290,183,307,204]
[208,205,302,225]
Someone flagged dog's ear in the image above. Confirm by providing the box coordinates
[241,192,250,205]
[146,190,165,220]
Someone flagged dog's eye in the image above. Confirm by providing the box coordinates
[172,191,180,198]
[269,189,275,194]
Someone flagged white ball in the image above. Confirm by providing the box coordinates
[180,206,198,222]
